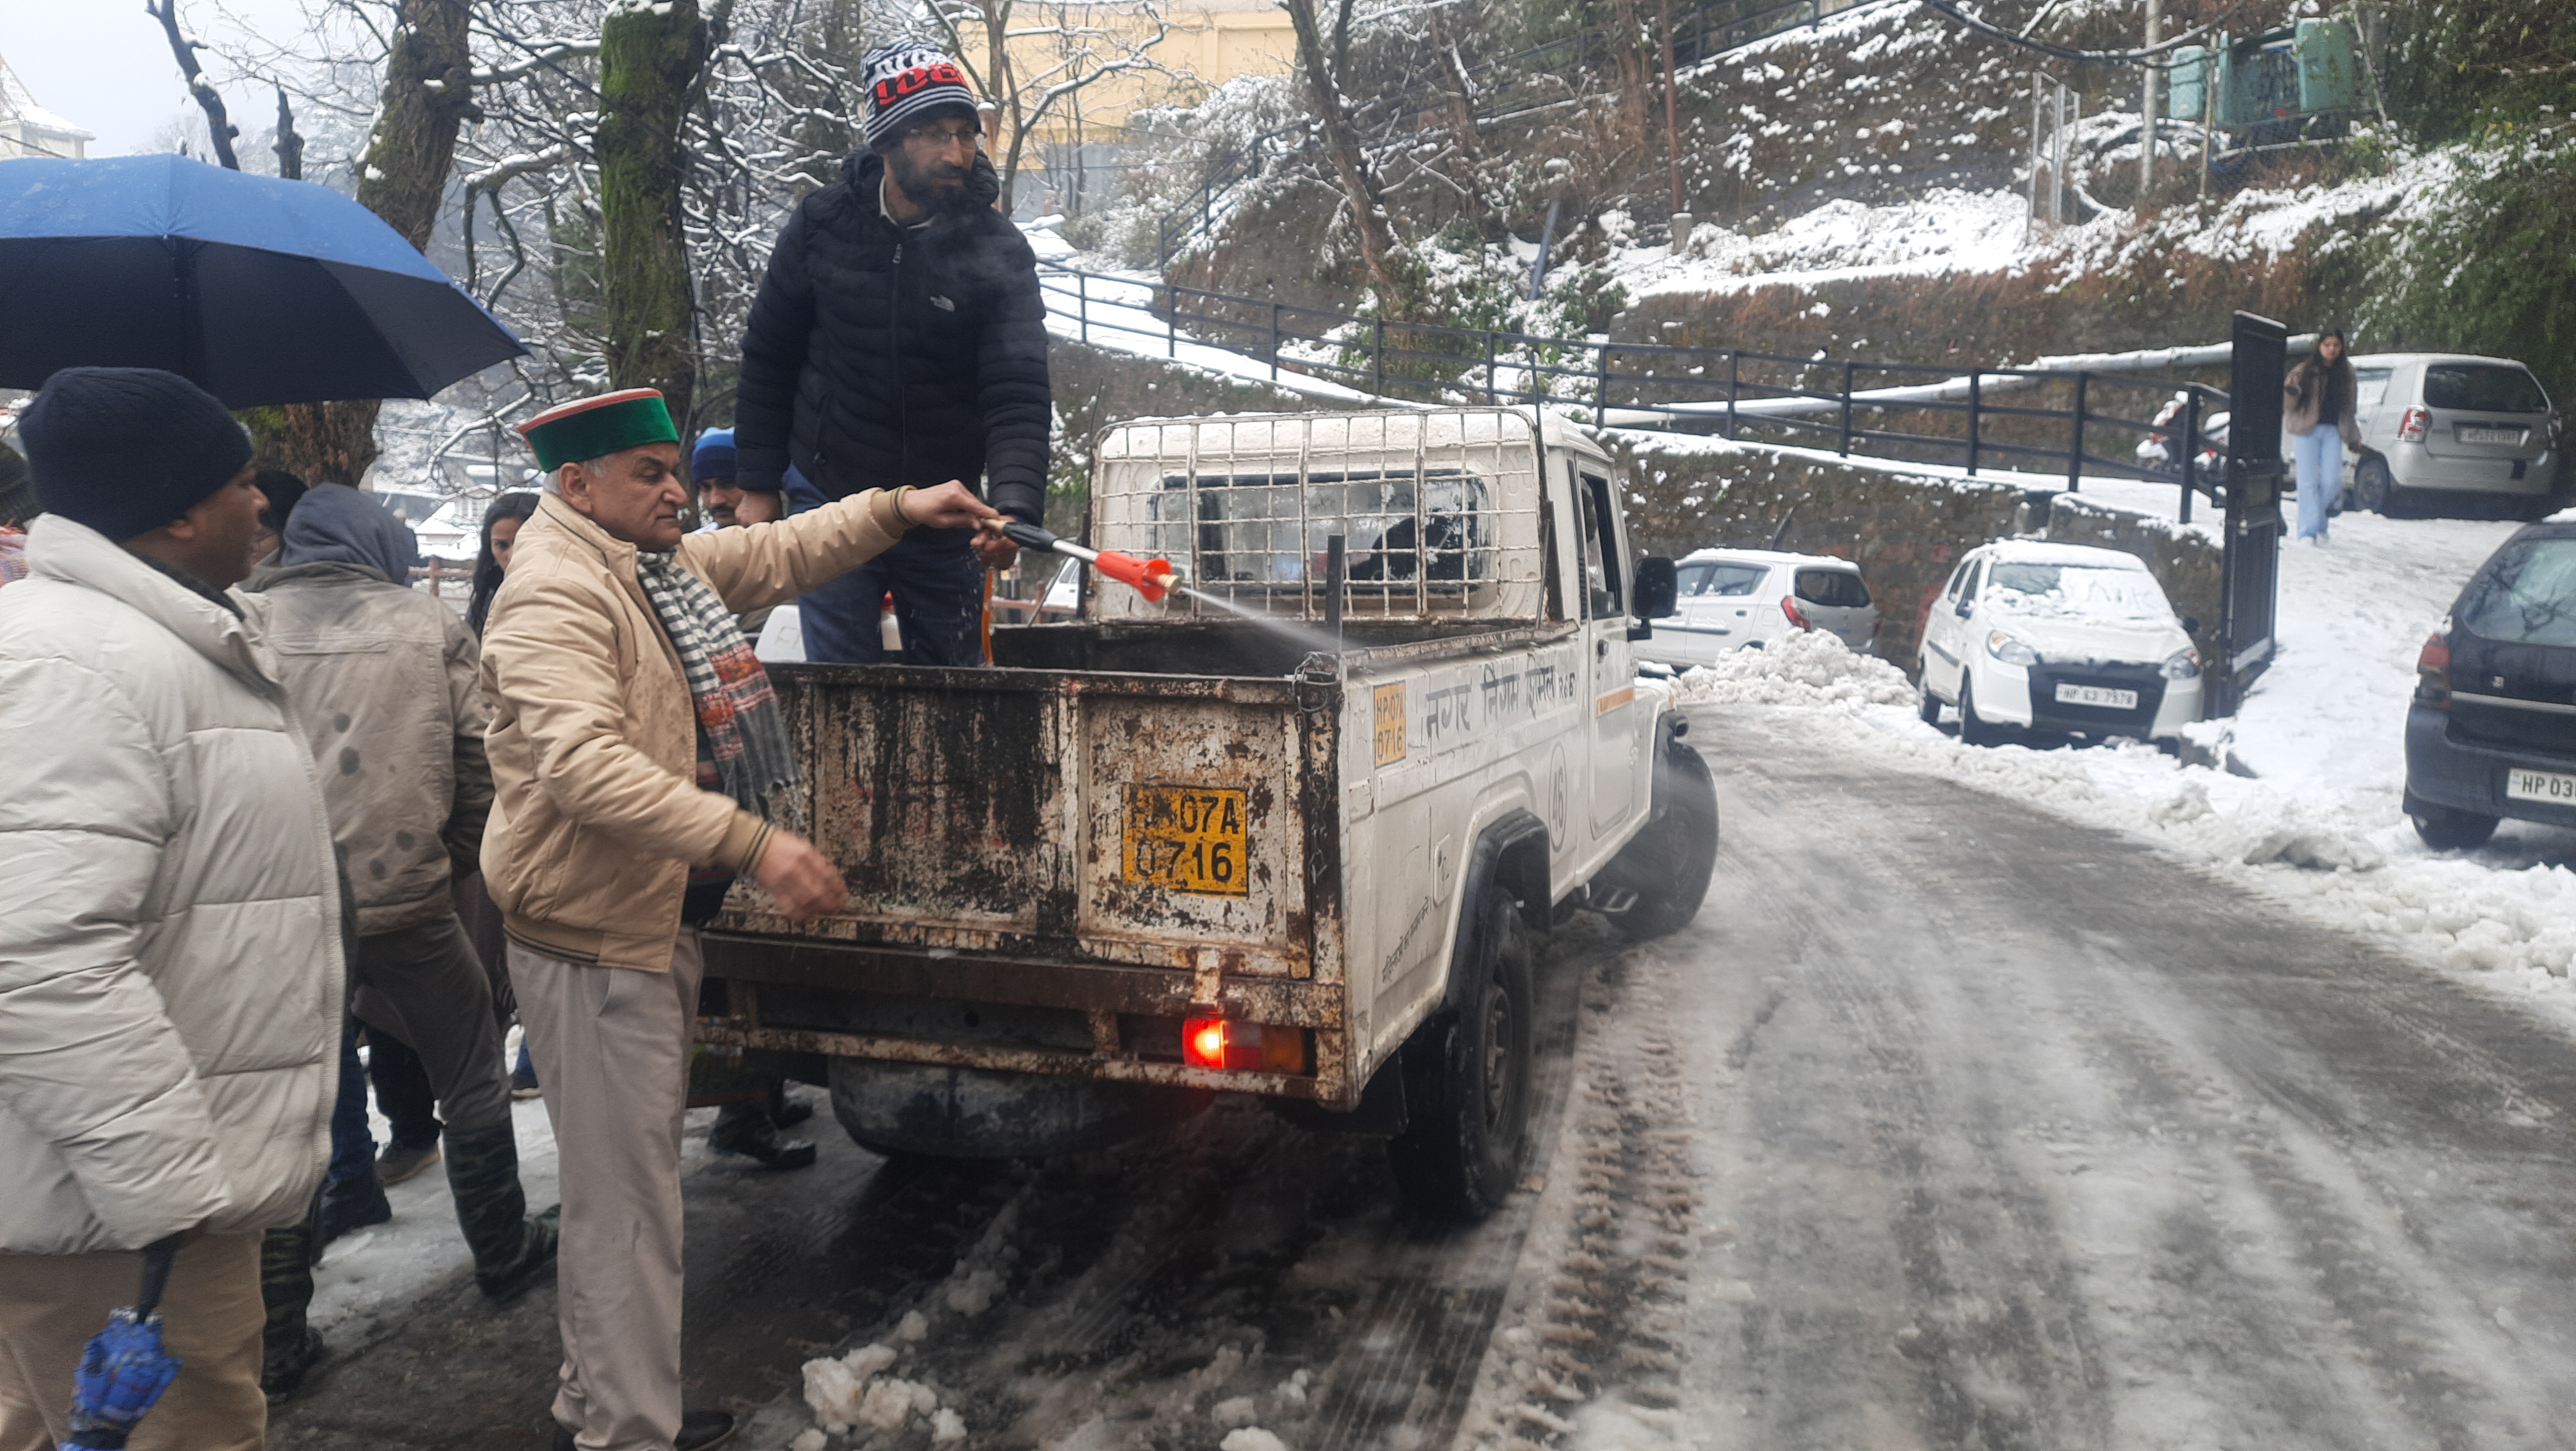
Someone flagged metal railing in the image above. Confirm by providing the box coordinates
[1043,261,2234,517]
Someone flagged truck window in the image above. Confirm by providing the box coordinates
[1577,472,1622,619]
[1152,470,1491,588]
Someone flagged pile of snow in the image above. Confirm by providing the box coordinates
[1670,628,1916,708]
[1645,188,2031,294]
[799,1342,964,1443]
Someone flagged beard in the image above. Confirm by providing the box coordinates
[886,146,987,217]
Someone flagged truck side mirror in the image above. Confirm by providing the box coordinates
[1631,556,1679,619]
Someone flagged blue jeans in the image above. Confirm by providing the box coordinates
[783,466,987,665]
[2291,427,2343,539]
[326,1015,374,1190]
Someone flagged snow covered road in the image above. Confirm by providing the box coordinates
[1515,703,2576,1451]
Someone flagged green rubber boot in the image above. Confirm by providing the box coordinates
[258,1194,325,1401]
[443,1122,560,1302]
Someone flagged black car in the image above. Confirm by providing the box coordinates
[2404,519,2576,848]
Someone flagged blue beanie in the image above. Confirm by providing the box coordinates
[20,367,253,542]
[693,427,753,488]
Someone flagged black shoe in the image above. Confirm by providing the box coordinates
[261,1326,324,1403]
[509,1063,543,1099]
[679,1410,739,1450]
[552,1409,736,1451]
[317,1173,392,1247]
[709,1114,818,1171]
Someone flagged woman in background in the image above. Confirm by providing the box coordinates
[466,490,541,636]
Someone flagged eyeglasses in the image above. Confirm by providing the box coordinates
[903,124,983,153]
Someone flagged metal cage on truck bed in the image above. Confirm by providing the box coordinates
[1087,410,1551,626]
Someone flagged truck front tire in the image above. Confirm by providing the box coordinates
[1599,736,1721,940]
[1387,881,1535,1223]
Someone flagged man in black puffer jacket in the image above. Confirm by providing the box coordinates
[734,43,1049,664]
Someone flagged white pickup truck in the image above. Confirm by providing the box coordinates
[700,408,1716,1219]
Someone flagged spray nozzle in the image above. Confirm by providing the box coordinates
[985,518,1174,603]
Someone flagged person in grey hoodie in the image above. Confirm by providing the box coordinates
[240,484,559,1385]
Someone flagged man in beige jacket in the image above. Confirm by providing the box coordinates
[479,389,995,1451]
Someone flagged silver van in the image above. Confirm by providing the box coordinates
[2339,353,2565,519]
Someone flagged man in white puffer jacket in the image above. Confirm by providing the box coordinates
[0,367,344,1451]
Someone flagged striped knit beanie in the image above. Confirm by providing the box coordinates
[860,44,978,150]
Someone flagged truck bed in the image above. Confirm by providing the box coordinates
[701,618,1559,1106]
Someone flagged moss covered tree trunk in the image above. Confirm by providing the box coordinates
[1603,0,1654,162]
[257,0,477,485]
[1283,0,1418,325]
[598,0,711,433]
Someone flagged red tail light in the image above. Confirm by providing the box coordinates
[2398,406,2429,444]
[1782,596,1812,630]
[2415,632,2451,709]
[1181,1017,1311,1074]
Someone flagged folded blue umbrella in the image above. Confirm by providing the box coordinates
[60,1236,184,1451]
[0,154,525,408]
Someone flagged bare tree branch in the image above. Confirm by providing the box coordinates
[147,0,244,169]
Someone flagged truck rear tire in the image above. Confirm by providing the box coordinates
[1600,737,1721,941]
[1386,882,1534,1223]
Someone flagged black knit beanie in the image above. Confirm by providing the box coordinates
[19,367,253,542]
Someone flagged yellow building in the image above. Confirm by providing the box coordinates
[956,0,1297,212]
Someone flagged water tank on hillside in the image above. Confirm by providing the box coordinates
[2175,22,2364,139]
[2294,18,2363,116]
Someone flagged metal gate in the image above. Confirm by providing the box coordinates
[2216,311,2286,714]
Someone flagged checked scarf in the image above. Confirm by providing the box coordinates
[633,551,799,814]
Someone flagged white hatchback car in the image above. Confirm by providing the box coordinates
[1644,549,1878,667]
[2339,353,2564,519]
[1916,541,2202,745]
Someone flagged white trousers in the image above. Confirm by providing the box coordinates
[508,933,702,1451]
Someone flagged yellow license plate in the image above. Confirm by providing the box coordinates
[1124,785,1251,896]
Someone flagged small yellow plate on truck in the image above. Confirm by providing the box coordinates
[1124,785,1251,896]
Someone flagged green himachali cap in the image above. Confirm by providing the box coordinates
[517,388,680,473]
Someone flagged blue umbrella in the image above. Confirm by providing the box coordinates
[0,154,525,407]
[59,1236,184,1451]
